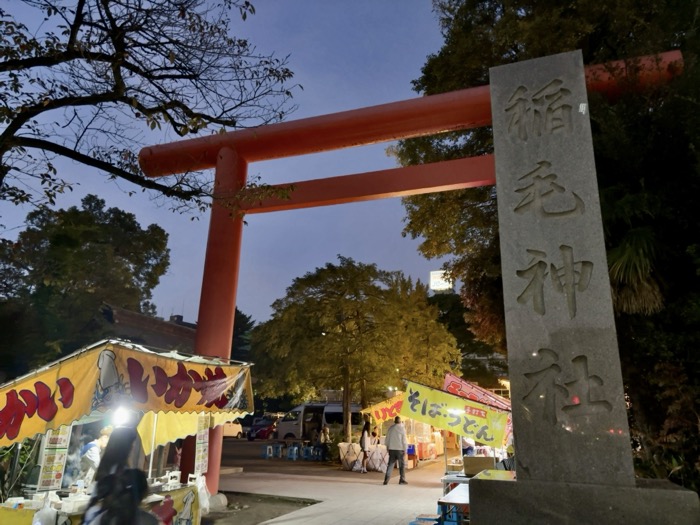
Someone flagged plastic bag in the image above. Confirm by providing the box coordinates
[32,493,57,525]
[196,475,211,516]
[351,459,362,472]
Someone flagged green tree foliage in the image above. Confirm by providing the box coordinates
[231,307,255,362]
[0,0,297,210]
[0,437,40,500]
[394,0,700,489]
[0,194,169,377]
[429,292,506,387]
[250,256,460,441]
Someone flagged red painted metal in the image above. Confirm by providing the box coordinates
[241,155,496,214]
[139,51,682,178]
[189,147,246,494]
[584,51,683,98]
[139,85,491,177]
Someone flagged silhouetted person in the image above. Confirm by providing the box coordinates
[81,468,159,524]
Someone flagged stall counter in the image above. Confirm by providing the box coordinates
[339,442,389,472]
[0,505,39,525]
[0,501,85,525]
[0,485,200,525]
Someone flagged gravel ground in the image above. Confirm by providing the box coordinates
[203,492,319,525]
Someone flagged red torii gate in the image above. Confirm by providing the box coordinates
[138,50,681,493]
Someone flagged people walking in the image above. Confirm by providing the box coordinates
[359,421,371,473]
[383,416,408,485]
[318,425,331,461]
[81,468,158,524]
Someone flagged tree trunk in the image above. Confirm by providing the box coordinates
[360,377,368,408]
[342,362,351,442]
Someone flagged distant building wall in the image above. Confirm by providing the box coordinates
[101,304,196,353]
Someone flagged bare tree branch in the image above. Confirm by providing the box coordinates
[16,136,201,199]
[0,0,299,211]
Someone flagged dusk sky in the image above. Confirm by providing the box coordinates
[1,2,450,325]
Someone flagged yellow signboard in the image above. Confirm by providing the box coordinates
[360,393,404,423]
[0,340,253,447]
[400,381,508,446]
[37,426,72,490]
[0,486,201,525]
[194,413,209,474]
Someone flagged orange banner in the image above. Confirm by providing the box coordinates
[360,393,403,423]
[0,340,253,446]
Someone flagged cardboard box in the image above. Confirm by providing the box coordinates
[462,456,495,476]
[447,462,463,472]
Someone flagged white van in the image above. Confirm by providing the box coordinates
[277,402,363,440]
[222,419,243,438]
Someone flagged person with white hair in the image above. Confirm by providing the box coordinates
[383,416,408,485]
[461,436,476,457]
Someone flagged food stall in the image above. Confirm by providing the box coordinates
[0,339,253,524]
[339,394,401,472]
[354,392,445,471]
[442,372,513,453]
[401,380,510,522]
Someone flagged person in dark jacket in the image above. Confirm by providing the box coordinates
[81,468,159,525]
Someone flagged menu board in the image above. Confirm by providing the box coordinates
[37,426,71,491]
[194,413,209,475]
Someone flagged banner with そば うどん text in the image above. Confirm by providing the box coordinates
[400,380,508,446]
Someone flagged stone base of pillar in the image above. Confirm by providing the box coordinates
[469,470,699,525]
[208,492,229,513]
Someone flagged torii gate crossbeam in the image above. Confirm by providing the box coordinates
[138,51,681,494]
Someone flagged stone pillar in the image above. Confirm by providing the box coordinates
[468,50,699,524]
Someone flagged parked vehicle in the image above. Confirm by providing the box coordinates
[222,419,243,438]
[276,402,363,440]
[246,418,279,440]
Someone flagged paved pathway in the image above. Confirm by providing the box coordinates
[219,458,449,524]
